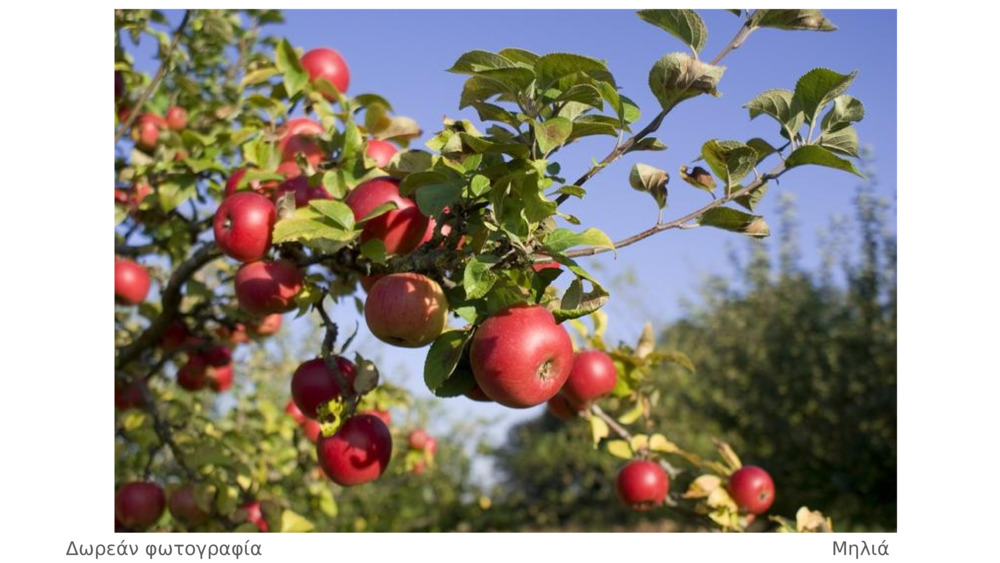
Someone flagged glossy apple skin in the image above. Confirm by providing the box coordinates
[364,273,448,348]
[345,178,434,256]
[361,409,391,426]
[115,259,151,305]
[291,357,358,419]
[208,363,234,392]
[214,192,276,262]
[133,113,163,150]
[317,414,392,487]
[727,465,776,515]
[234,260,303,315]
[365,139,397,168]
[248,313,282,337]
[408,429,429,450]
[470,304,573,408]
[301,47,350,96]
[165,106,188,130]
[562,350,618,404]
[242,501,269,532]
[277,118,325,165]
[272,176,331,208]
[616,460,669,511]
[168,484,209,526]
[115,482,165,529]
[546,393,584,421]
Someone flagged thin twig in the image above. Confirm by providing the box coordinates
[591,404,633,443]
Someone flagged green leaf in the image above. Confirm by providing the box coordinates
[157,176,196,212]
[413,180,463,218]
[549,258,611,322]
[424,329,474,392]
[751,9,837,32]
[533,117,572,155]
[240,67,279,88]
[386,150,434,178]
[744,89,803,141]
[470,174,491,197]
[628,164,669,209]
[637,9,708,53]
[701,140,757,193]
[273,207,354,243]
[820,94,865,133]
[733,182,768,212]
[375,116,421,141]
[359,239,386,264]
[498,47,540,67]
[274,39,308,97]
[785,145,864,177]
[115,204,127,226]
[794,68,857,125]
[535,53,613,89]
[746,138,778,164]
[463,255,500,300]
[627,137,668,152]
[447,50,516,74]
[544,228,615,255]
[648,53,724,109]
[606,439,634,460]
[818,125,859,157]
[699,207,770,237]
[278,509,315,533]
[568,115,620,140]
[308,200,355,231]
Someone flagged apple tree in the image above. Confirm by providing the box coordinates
[115,8,863,532]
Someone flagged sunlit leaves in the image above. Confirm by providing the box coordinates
[648,53,724,109]
[744,89,803,142]
[274,39,307,97]
[751,9,837,32]
[636,9,708,54]
[700,140,756,194]
[785,145,864,177]
[794,68,857,126]
[698,207,770,238]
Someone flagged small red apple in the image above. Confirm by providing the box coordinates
[160,320,190,352]
[546,393,584,421]
[316,414,392,486]
[412,460,426,475]
[408,429,430,451]
[302,419,323,443]
[290,357,358,419]
[203,344,232,367]
[359,273,384,293]
[214,191,276,263]
[561,350,618,404]
[115,259,151,305]
[234,260,304,315]
[365,139,397,168]
[115,482,165,529]
[364,273,448,348]
[616,460,669,511]
[165,106,188,130]
[470,304,573,408]
[727,465,775,515]
[216,323,249,345]
[277,118,325,165]
[133,113,164,150]
[168,484,209,526]
[115,380,147,410]
[248,313,283,337]
[241,501,269,532]
[300,47,350,97]
[208,363,234,392]
[425,437,438,456]
[272,176,331,208]
[177,355,208,391]
[285,400,306,425]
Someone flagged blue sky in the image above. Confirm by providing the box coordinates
[126,10,896,444]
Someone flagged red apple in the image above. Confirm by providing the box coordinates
[361,409,391,426]
[214,191,276,262]
[546,393,584,421]
[364,273,448,348]
[217,323,249,345]
[425,437,438,456]
[234,260,304,315]
[241,501,269,532]
[412,460,426,475]
[272,176,331,208]
[177,355,208,391]
[616,460,669,511]
[204,344,232,367]
[316,414,392,486]
[300,47,350,97]
[290,357,358,419]
[115,259,151,305]
[345,177,434,256]
[115,482,165,529]
[469,304,573,408]
[465,384,493,403]
[302,419,323,443]
[168,484,209,526]
[165,106,188,130]
[727,465,776,515]
[208,363,234,392]
[561,350,618,404]
[115,380,147,410]
[248,313,283,337]
[133,113,164,150]
[160,320,190,352]
[225,167,282,198]
[365,139,397,168]
[359,273,384,293]
[277,118,325,165]
[115,71,125,102]
[285,400,306,425]
[408,429,430,451]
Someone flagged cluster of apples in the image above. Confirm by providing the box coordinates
[115,480,269,532]
[407,429,438,475]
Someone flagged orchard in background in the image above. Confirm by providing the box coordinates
[115,8,862,533]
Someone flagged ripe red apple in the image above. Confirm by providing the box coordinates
[272,176,331,208]
[285,399,306,425]
[470,304,573,408]
[345,177,434,256]
[208,363,234,392]
[290,357,358,419]
[165,106,188,130]
[115,482,165,529]
[425,437,438,456]
[408,429,430,451]
[225,167,281,198]
[412,460,426,475]
[727,465,776,515]
[115,259,151,305]
[616,460,669,511]
[241,501,269,532]
[204,344,232,367]
[115,380,147,410]
[300,47,350,97]
[466,384,493,402]
[361,408,391,426]
[168,484,209,526]
[234,260,304,315]
[216,323,249,345]
[277,118,325,165]
[546,393,584,421]
[115,71,125,102]
[302,419,323,443]
[316,414,392,486]
[160,320,190,352]
[214,191,276,262]
[359,273,384,293]
[365,139,397,168]
[177,355,208,391]
[562,350,618,404]
[364,273,448,348]
[248,313,282,337]
[133,113,164,150]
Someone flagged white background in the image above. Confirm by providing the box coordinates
[0,1,996,561]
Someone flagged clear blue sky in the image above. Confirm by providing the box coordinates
[129,10,897,445]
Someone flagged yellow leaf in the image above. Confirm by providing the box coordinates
[636,321,655,359]
[715,440,742,471]
[279,509,315,533]
[605,439,633,459]
[630,434,650,453]
[707,486,737,511]
[618,402,645,425]
[589,416,609,446]
[649,433,679,453]
[683,474,722,498]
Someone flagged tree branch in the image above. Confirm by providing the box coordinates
[591,404,633,443]
[565,162,787,258]
[115,242,222,369]
[114,10,192,143]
